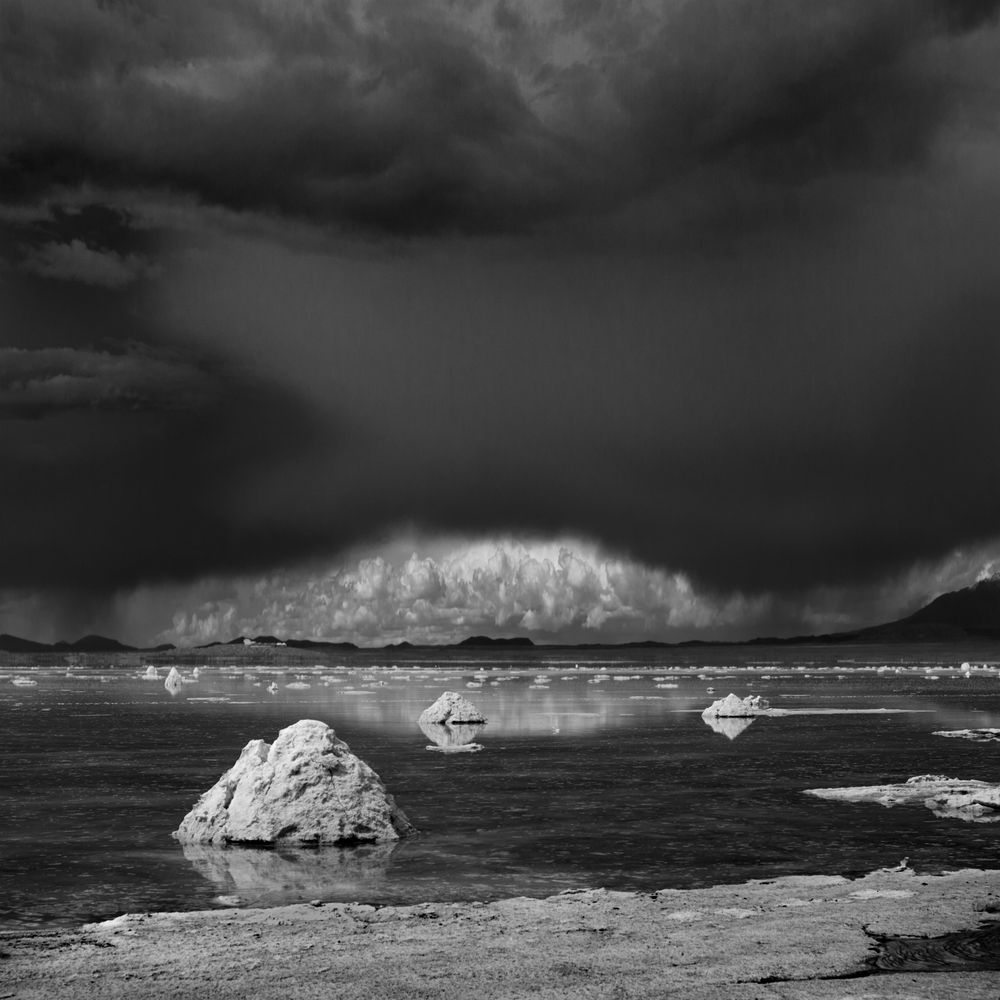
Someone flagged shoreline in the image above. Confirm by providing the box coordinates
[4,867,1000,999]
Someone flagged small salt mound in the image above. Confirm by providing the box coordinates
[420,691,487,725]
[701,693,770,718]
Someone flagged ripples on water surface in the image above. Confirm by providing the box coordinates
[2,644,999,927]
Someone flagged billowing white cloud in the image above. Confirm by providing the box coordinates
[9,532,1000,647]
[155,537,772,647]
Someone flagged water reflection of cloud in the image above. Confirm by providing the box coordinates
[418,718,485,753]
[181,842,398,906]
[703,715,756,740]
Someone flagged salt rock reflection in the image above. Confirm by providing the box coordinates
[257,674,701,736]
[419,718,485,753]
[181,842,398,906]
[703,715,756,740]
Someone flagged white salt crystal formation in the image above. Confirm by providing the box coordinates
[173,719,416,846]
[164,666,184,693]
[419,691,487,725]
[143,665,158,680]
[701,693,770,718]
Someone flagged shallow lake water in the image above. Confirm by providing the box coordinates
[2,643,999,928]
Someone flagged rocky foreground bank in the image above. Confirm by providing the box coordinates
[2,867,999,999]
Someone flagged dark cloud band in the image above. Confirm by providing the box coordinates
[2,0,998,239]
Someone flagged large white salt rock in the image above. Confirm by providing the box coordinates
[701,693,770,718]
[164,666,183,693]
[173,719,415,845]
[143,665,158,680]
[805,774,1000,823]
[419,691,487,725]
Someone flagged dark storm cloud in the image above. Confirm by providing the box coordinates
[1,0,998,239]
[4,0,1000,637]
[161,212,1000,601]
[0,340,335,591]
[0,345,216,417]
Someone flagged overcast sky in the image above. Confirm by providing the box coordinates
[3,0,1000,646]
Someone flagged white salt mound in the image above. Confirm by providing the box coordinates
[173,719,416,845]
[701,693,770,718]
[143,665,158,680]
[164,666,183,692]
[419,691,487,725]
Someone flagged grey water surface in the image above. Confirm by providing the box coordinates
[2,644,999,927]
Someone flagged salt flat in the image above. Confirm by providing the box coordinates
[3,867,999,999]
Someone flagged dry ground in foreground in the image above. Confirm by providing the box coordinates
[3,867,1000,999]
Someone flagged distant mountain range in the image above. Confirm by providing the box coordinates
[0,633,175,654]
[3,577,1000,654]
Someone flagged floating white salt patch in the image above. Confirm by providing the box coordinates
[805,774,1000,823]
[11,676,37,686]
[267,682,278,694]
[933,728,1000,742]
[285,682,311,690]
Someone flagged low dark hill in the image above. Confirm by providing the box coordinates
[903,576,1000,632]
[457,635,535,647]
[0,633,50,653]
[0,633,149,653]
[52,634,137,653]
[809,576,1000,643]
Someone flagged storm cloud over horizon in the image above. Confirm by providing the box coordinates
[3,0,1000,644]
